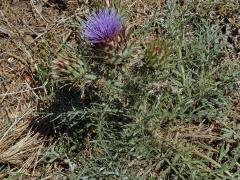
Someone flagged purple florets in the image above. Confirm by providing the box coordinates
[83,8,123,43]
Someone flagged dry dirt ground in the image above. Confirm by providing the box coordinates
[0,0,239,178]
[0,0,81,177]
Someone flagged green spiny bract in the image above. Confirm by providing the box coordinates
[51,51,96,89]
[144,38,171,68]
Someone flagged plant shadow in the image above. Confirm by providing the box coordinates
[30,84,133,148]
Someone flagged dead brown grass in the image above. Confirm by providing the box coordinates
[0,0,81,177]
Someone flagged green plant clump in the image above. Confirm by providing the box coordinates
[34,0,240,179]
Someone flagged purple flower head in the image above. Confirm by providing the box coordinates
[83,8,123,44]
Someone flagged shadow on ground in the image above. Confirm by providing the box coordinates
[30,84,133,146]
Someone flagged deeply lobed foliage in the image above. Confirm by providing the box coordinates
[26,0,240,179]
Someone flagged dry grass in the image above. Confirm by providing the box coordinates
[0,0,80,176]
[0,0,239,178]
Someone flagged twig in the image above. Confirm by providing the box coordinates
[0,86,44,97]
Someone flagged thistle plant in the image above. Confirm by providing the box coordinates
[51,8,129,91]
[83,8,126,51]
